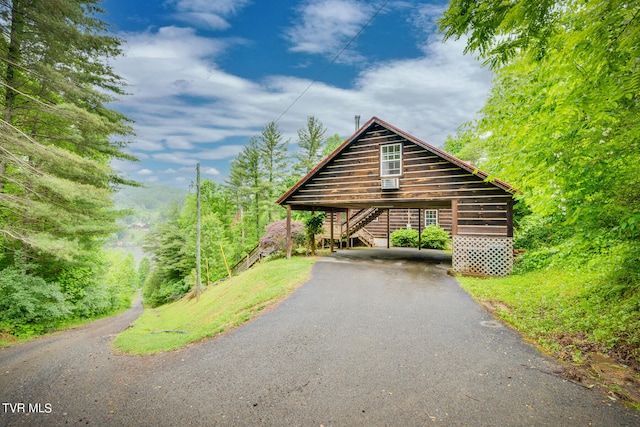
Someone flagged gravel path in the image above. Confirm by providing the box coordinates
[1,248,638,426]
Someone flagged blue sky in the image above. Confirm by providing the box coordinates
[102,0,492,188]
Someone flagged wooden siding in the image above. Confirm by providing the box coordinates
[364,209,453,238]
[280,119,516,238]
[284,123,512,237]
[361,204,509,238]
[286,125,510,207]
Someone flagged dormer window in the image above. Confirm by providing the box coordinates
[380,143,402,176]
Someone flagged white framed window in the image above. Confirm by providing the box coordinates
[424,209,438,227]
[380,143,402,176]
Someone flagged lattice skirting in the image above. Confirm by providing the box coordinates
[452,236,513,277]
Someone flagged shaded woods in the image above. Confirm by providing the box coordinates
[440,0,640,381]
[0,0,139,341]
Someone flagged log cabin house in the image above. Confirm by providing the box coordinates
[277,117,518,276]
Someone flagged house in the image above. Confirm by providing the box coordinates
[277,117,518,276]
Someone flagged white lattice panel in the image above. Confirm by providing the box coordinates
[452,236,513,277]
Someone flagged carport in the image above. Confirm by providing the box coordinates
[277,117,518,276]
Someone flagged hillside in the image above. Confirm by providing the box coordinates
[112,184,187,247]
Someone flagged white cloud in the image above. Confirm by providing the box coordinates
[197,145,245,160]
[129,138,165,152]
[411,3,448,39]
[164,136,195,150]
[123,26,224,61]
[173,166,217,176]
[169,0,251,30]
[138,168,154,175]
[286,0,375,60]
[111,5,492,187]
[202,167,221,176]
[152,152,199,166]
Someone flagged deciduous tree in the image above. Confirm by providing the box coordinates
[440,0,640,271]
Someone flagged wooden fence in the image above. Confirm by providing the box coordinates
[230,244,263,276]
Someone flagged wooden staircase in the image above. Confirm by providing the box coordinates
[320,208,383,247]
[346,208,383,237]
[230,244,263,276]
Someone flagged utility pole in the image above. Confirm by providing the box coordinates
[195,163,202,299]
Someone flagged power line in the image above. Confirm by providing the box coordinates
[274,0,391,124]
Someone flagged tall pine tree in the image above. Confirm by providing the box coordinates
[294,116,327,177]
[0,0,135,268]
[258,121,289,224]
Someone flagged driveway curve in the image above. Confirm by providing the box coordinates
[1,248,638,426]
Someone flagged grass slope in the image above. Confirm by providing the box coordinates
[113,257,316,355]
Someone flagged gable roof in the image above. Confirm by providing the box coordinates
[277,116,517,206]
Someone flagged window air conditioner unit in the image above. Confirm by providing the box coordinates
[381,178,399,190]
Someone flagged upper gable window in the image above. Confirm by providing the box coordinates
[380,143,402,176]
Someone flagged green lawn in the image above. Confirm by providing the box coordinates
[457,268,640,363]
[113,256,316,355]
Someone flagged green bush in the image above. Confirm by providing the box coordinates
[420,225,450,250]
[512,247,559,274]
[143,268,191,308]
[390,228,419,247]
[72,284,113,317]
[138,257,151,288]
[514,213,569,250]
[56,266,95,304]
[390,226,450,249]
[0,267,71,336]
[142,268,163,306]
[305,213,325,255]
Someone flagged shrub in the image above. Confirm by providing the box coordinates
[390,228,419,247]
[305,213,325,255]
[390,226,450,249]
[138,257,151,288]
[512,247,559,274]
[143,268,163,307]
[514,213,568,250]
[73,284,113,317]
[0,267,71,336]
[259,219,305,255]
[420,225,450,250]
[56,266,95,304]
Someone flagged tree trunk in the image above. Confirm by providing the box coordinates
[4,0,24,123]
[1,0,24,194]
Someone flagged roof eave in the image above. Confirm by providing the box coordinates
[277,116,519,205]
[277,116,380,205]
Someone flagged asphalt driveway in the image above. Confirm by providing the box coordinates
[1,248,638,426]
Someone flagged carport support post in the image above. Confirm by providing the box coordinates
[418,208,422,250]
[346,210,350,249]
[451,199,458,271]
[451,199,458,235]
[286,205,292,259]
[507,199,514,238]
[386,209,390,249]
[330,209,334,253]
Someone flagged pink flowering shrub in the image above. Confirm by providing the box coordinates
[259,219,305,255]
